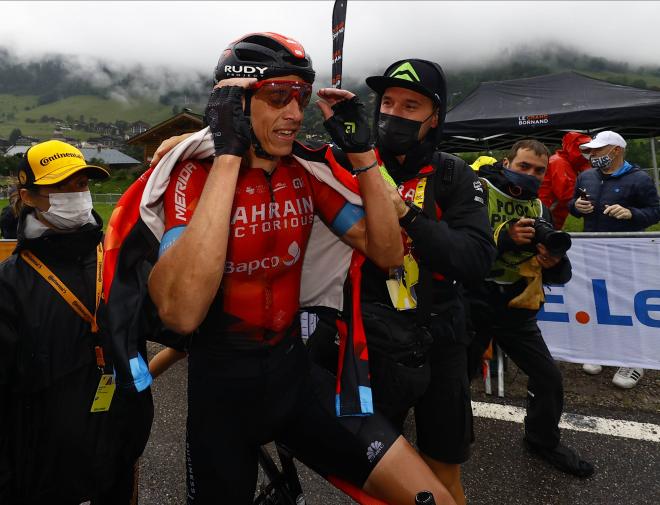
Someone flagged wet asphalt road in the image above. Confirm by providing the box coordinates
[139,344,660,505]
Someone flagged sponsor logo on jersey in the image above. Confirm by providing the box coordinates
[224,241,301,275]
[292,177,304,189]
[282,241,301,266]
[398,185,416,201]
[174,162,197,221]
[231,197,314,238]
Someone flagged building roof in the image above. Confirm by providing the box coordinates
[128,111,203,145]
[4,145,140,166]
[4,146,29,156]
[80,148,140,165]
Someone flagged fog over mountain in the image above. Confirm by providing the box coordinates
[1,1,659,83]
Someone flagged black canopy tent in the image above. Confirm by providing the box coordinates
[441,72,660,186]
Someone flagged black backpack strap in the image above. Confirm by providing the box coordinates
[415,169,437,329]
[415,152,457,329]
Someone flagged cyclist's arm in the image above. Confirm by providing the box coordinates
[342,152,403,268]
[149,347,187,379]
[148,155,240,334]
[314,152,403,269]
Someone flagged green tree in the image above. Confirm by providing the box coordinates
[0,155,21,176]
[8,128,22,145]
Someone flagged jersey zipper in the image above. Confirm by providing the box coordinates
[262,169,275,317]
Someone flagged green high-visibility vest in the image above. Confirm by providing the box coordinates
[482,178,543,284]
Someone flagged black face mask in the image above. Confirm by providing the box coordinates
[502,167,541,199]
[377,112,425,156]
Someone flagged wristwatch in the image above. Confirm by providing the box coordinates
[399,200,423,227]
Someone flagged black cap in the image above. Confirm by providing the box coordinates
[366,59,446,108]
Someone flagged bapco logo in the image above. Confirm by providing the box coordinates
[366,441,384,462]
[283,241,301,266]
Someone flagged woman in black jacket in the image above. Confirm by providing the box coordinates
[0,140,137,504]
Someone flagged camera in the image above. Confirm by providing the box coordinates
[531,218,572,256]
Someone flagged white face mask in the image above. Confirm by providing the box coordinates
[40,190,94,230]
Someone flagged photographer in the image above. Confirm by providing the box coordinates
[466,140,594,478]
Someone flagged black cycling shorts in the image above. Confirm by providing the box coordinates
[185,335,398,504]
[308,306,473,465]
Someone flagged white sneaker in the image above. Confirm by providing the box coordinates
[612,367,644,389]
[582,364,602,375]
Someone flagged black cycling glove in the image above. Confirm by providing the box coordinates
[205,86,251,157]
[322,96,372,153]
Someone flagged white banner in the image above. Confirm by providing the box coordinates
[538,236,660,370]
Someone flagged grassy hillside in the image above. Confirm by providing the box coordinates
[0,93,176,140]
[581,71,660,89]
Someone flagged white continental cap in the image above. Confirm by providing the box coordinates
[579,131,627,150]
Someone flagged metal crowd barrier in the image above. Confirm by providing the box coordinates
[92,193,122,205]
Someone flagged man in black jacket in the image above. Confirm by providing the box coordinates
[467,139,594,478]
[355,59,496,505]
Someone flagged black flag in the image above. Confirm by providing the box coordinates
[332,0,347,89]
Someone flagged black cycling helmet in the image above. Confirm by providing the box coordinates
[214,32,315,84]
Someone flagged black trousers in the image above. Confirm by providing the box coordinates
[467,286,563,449]
[4,364,151,505]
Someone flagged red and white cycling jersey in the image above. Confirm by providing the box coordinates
[161,156,363,346]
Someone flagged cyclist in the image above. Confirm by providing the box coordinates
[152,57,495,505]
[146,33,455,505]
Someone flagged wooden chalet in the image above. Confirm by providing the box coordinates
[127,111,203,163]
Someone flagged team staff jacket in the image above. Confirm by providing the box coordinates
[0,211,107,502]
[472,164,571,305]
[568,162,660,232]
[161,155,364,350]
[360,148,496,313]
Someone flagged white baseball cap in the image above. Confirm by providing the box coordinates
[579,131,627,150]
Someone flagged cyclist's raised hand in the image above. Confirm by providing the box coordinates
[317,88,371,153]
[205,78,256,158]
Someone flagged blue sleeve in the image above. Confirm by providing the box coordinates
[330,202,365,236]
[159,225,186,257]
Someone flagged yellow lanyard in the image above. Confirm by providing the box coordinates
[21,244,103,334]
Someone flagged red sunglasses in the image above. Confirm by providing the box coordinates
[250,80,313,109]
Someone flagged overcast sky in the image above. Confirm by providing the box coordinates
[2,1,659,81]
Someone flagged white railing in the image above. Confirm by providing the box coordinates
[91,193,122,205]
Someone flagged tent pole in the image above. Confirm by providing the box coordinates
[651,136,659,190]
